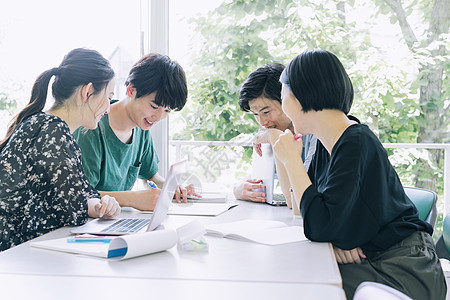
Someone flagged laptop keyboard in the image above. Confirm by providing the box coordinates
[270,193,287,206]
[101,218,151,233]
[273,193,286,202]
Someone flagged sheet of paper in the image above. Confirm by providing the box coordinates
[226,226,307,245]
[138,203,239,216]
[206,219,288,236]
[169,203,238,216]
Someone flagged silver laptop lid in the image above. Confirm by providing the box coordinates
[251,144,275,204]
[147,160,186,231]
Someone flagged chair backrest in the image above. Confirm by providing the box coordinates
[354,281,412,300]
[443,213,450,253]
[435,213,450,259]
[404,186,437,228]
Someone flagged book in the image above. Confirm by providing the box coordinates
[30,229,177,260]
[205,219,307,245]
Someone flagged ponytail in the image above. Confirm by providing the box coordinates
[0,48,114,153]
[0,68,60,152]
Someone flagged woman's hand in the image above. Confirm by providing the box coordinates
[272,129,303,165]
[233,179,266,202]
[88,195,121,219]
[333,246,366,264]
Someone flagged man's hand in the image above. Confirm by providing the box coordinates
[253,128,283,156]
[174,184,201,203]
[233,179,266,202]
[132,189,161,211]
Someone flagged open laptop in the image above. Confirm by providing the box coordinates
[71,161,185,235]
[251,144,286,206]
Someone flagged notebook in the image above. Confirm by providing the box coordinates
[251,144,286,206]
[71,161,185,235]
[205,219,306,245]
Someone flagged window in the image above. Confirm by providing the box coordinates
[0,0,448,236]
[0,0,144,139]
[167,0,449,235]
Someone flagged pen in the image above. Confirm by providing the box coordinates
[67,236,114,243]
[148,181,157,189]
[294,134,303,141]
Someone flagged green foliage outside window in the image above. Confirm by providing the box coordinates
[171,0,449,238]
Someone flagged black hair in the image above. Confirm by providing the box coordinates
[0,48,115,152]
[239,63,285,112]
[279,49,353,114]
[125,53,187,111]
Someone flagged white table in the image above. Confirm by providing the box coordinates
[0,200,344,299]
[0,274,346,300]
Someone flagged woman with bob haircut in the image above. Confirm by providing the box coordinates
[0,48,121,251]
[255,49,446,299]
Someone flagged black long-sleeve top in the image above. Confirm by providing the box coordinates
[300,124,432,252]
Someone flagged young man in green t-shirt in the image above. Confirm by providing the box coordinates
[74,53,190,211]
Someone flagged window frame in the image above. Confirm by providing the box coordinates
[147,0,170,178]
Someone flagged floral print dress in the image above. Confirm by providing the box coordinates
[0,113,99,251]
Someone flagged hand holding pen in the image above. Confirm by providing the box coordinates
[174,184,203,204]
[149,180,201,204]
[272,130,303,164]
[148,181,158,189]
[130,181,160,211]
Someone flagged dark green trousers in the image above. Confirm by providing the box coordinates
[339,231,447,300]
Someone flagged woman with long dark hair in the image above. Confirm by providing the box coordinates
[0,48,121,251]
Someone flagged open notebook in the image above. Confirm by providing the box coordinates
[205,219,307,245]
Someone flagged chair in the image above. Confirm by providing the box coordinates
[353,281,413,300]
[404,186,437,228]
[435,213,450,260]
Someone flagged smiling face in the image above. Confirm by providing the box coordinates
[127,91,171,130]
[248,96,292,131]
[281,83,311,135]
[84,78,115,129]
